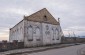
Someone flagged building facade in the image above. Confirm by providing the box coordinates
[9,8,63,47]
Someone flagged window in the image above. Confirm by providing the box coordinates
[27,25,33,41]
[36,39,40,41]
[35,26,40,40]
[46,25,49,30]
[52,28,55,40]
[28,39,33,41]
[55,28,59,40]
[17,28,19,31]
[45,25,50,35]
[43,15,47,21]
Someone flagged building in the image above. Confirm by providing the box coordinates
[9,8,63,47]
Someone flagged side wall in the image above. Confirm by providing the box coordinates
[9,20,24,42]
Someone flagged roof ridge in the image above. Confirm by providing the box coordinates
[24,8,47,18]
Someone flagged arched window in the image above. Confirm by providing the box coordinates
[46,25,49,30]
[45,25,50,35]
[52,28,54,40]
[35,26,40,41]
[20,27,23,35]
[28,25,33,41]
[55,28,59,40]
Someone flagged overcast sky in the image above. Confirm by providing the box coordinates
[0,0,85,41]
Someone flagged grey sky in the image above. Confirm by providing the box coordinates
[0,0,85,40]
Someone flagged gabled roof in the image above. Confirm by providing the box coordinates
[10,8,59,30]
[24,8,59,25]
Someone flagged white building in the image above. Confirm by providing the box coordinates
[9,8,63,47]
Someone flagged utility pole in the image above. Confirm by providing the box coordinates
[68,31,71,37]
[73,31,76,43]
[73,32,76,37]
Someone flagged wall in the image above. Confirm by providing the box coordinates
[9,20,62,47]
[24,20,43,47]
[42,23,61,45]
[9,20,24,42]
[24,20,62,47]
